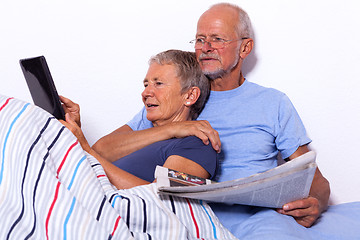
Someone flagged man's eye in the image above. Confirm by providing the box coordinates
[156,82,163,86]
[196,38,205,43]
[213,37,224,42]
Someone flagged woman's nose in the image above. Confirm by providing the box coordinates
[142,85,154,98]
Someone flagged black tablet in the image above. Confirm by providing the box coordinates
[20,56,65,120]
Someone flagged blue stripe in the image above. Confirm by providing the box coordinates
[67,155,86,190]
[0,103,30,184]
[111,195,122,208]
[7,117,53,240]
[110,195,130,227]
[25,123,63,240]
[200,200,217,239]
[64,197,76,240]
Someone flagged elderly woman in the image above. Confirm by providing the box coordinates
[0,50,237,239]
[61,49,217,189]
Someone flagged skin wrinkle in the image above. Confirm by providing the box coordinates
[196,6,245,90]
[142,63,191,127]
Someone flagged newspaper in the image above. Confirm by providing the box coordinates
[155,151,317,208]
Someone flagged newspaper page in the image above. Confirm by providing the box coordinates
[155,151,317,208]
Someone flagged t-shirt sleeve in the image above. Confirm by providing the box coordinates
[275,94,312,159]
[127,107,153,131]
[169,136,218,179]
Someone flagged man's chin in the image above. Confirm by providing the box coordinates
[203,70,226,80]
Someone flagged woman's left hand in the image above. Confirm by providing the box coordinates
[59,95,81,127]
[60,113,91,152]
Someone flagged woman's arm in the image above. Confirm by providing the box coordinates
[60,113,149,189]
[87,148,150,189]
[59,97,221,162]
[163,155,211,179]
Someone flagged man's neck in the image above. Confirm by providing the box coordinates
[210,72,245,91]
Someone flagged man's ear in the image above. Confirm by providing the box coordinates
[185,87,201,106]
[239,38,254,59]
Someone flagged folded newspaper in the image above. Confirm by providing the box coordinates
[155,151,317,208]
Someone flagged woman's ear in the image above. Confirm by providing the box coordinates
[185,87,201,106]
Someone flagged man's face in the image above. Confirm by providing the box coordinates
[195,8,241,79]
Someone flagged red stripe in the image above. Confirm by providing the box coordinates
[97,174,106,178]
[111,216,122,236]
[186,198,200,238]
[0,97,13,112]
[45,182,61,240]
[57,140,79,176]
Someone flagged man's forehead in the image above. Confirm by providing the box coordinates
[196,15,237,37]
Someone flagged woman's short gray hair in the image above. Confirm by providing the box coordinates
[149,50,210,120]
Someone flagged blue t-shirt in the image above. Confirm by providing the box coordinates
[113,136,217,182]
[127,79,311,182]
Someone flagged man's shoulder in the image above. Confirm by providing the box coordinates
[127,107,153,131]
[246,80,285,96]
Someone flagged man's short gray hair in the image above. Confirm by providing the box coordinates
[149,50,210,120]
[210,3,254,39]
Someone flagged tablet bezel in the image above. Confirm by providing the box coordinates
[20,56,65,120]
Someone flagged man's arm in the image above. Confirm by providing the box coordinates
[277,145,330,227]
[92,120,221,162]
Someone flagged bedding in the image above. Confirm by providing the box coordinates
[2,94,360,240]
[0,95,236,240]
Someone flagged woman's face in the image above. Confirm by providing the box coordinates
[142,63,190,127]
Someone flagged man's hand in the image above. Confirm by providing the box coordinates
[276,197,320,227]
[278,146,330,228]
[59,95,81,127]
[169,120,221,153]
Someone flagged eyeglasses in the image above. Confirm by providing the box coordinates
[189,37,248,49]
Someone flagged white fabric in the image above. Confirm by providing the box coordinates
[0,94,235,240]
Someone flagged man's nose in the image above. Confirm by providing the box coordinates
[201,41,215,52]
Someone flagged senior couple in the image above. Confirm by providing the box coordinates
[61,3,360,240]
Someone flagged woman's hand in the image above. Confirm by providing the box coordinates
[59,113,91,153]
[59,95,81,127]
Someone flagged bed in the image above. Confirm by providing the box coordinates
[1,94,359,240]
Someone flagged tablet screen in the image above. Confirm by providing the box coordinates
[20,56,65,120]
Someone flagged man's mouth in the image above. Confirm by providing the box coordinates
[199,53,220,62]
[201,57,217,61]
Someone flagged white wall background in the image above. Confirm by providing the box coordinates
[1,0,359,205]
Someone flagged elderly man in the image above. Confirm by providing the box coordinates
[93,3,336,238]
